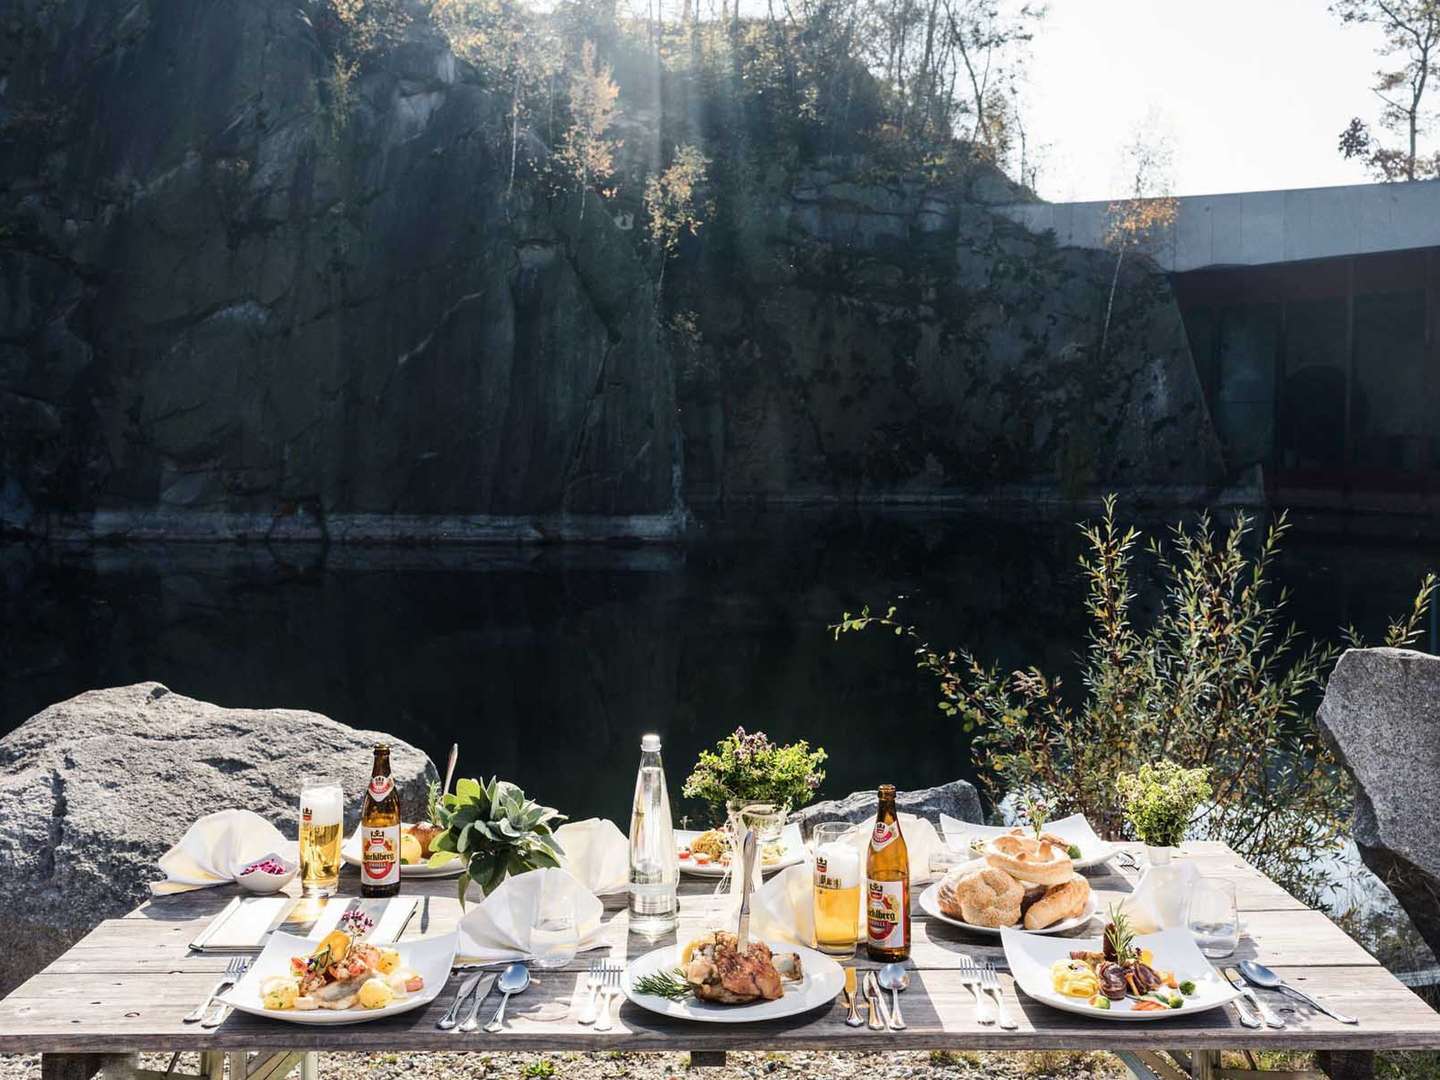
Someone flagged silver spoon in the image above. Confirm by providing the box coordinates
[483,963,531,1033]
[1238,960,1357,1025]
[879,963,909,1030]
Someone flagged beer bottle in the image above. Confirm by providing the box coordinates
[360,744,401,898]
[865,784,910,961]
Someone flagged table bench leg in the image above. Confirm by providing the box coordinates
[41,1054,106,1080]
[1315,1051,1374,1080]
[689,1052,727,1068]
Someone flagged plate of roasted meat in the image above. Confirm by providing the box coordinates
[621,931,845,1022]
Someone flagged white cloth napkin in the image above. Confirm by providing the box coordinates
[456,867,606,963]
[749,862,819,948]
[839,814,947,885]
[554,818,629,896]
[151,809,298,895]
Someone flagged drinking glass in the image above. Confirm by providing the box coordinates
[299,781,344,897]
[737,802,786,842]
[811,822,861,957]
[531,888,579,970]
[1186,878,1240,958]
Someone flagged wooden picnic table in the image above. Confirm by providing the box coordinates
[2,842,1437,1080]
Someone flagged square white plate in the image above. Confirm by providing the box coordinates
[942,813,1122,870]
[218,931,458,1024]
[1001,926,1241,1021]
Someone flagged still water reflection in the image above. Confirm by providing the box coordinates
[4,508,1434,828]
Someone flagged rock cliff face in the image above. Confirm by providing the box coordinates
[1,0,676,540]
[671,165,1224,503]
[1,1,1225,539]
[0,681,436,995]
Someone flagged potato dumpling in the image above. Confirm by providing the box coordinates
[261,976,300,1010]
[357,976,396,1009]
[400,832,423,866]
[376,947,402,975]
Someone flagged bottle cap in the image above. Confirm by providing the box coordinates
[641,733,662,752]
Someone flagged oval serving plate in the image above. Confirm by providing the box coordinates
[918,879,1097,936]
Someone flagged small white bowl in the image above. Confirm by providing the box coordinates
[236,852,298,894]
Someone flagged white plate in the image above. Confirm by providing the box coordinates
[677,823,806,878]
[341,825,464,879]
[941,813,1122,870]
[918,879,1097,936]
[1001,926,1242,1021]
[622,940,845,1023]
[218,931,457,1025]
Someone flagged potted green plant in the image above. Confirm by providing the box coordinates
[428,776,566,903]
[1115,760,1212,863]
[682,727,827,828]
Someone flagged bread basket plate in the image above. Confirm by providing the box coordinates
[621,940,844,1023]
[1002,927,1241,1021]
[940,813,1122,870]
[217,931,457,1025]
[341,826,463,879]
[676,823,805,878]
[919,880,1097,936]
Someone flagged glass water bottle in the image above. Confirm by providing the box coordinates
[628,733,679,938]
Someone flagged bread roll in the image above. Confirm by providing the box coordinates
[983,830,1074,886]
[1022,873,1091,930]
[939,866,1024,928]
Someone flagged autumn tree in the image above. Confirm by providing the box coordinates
[1099,122,1177,363]
[432,0,563,198]
[644,144,711,302]
[1333,0,1440,180]
[555,41,622,219]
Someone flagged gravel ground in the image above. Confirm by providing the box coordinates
[0,1050,1129,1080]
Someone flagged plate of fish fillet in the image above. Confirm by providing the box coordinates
[621,931,845,1023]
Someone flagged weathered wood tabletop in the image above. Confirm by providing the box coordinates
[1,841,1437,1070]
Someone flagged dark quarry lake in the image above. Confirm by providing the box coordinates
[4,507,1435,822]
[3,507,1438,976]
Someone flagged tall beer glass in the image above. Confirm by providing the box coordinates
[811,822,861,957]
[300,782,344,896]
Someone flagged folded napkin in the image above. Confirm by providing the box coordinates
[749,862,818,948]
[457,867,606,963]
[838,814,947,885]
[151,809,298,895]
[554,818,629,896]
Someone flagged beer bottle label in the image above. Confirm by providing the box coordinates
[368,774,395,800]
[871,819,899,850]
[866,878,906,949]
[361,824,400,886]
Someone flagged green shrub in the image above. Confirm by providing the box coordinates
[833,496,1433,903]
[682,727,827,824]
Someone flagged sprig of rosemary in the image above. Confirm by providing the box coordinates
[1104,903,1136,965]
[633,967,690,1000]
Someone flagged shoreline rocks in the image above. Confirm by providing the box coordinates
[793,779,983,833]
[0,683,436,996]
[1316,647,1440,960]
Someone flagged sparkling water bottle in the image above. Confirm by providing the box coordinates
[628,733,679,938]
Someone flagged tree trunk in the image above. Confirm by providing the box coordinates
[1099,245,1126,364]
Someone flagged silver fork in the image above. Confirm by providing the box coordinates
[981,964,1017,1030]
[184,957,247,1024]
[577,959,607,1025]
[200,959,249,1028]
[594,965,623,1032]
[957,957,995,1025]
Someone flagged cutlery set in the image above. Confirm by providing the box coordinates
[957,957,1016,1030]
[432,963,529,1032]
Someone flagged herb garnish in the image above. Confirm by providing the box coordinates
[633,967,690,1000]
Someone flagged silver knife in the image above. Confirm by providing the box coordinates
[736,829,758,948]
[1226,967,1284,1028]
[1221,968,1262,1028]
[457,973,499,1033]
[436,971,486,1030]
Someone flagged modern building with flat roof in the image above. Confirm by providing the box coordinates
[997,181,1440,514]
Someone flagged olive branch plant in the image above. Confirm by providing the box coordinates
[832,496,1436,905]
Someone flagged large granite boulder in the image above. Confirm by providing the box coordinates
[1316,647,1440,958]
[0,683,437,995]
[793,779,983,834]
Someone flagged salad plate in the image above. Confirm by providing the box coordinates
[218,931,457,1025]
[677,822,805,878]
[1001,926,1240,1021]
